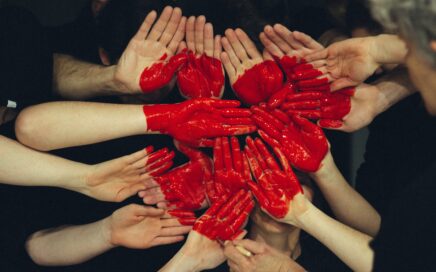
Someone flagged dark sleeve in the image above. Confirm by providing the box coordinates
[0,6,53,110]
[371,162,436,271]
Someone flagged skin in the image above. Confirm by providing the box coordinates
[26,204,191,266]
[177,16,225,99]
[0,135,173,202]
[221,28,283,105]
[15,99,256,151]
[160,192,252,272]
[405,41,436,115]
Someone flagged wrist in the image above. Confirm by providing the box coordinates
[160,245,202,272]
[100,217,117,250]
[310,151,336,182]
[373,35,407,64]
[64,163,95,197]
[106,65,131,94]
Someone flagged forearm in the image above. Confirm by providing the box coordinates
[159,247,202,272]
[312,153,380,236]
[373,67,417,115]
[0,135,90,192]
[371,34,407,65]
[53,54,121,99]
[15,101,146,151]
[26,218,114,266]
[293,202,374,272]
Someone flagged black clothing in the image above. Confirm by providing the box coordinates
[0,7,53,110]
[356,94,436,213]
[371,161,436,271]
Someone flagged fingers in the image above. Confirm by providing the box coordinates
[330,78,358,92]
[244,144,263,181]
[148,6,174,41]
[213,137,224,171]
[224,242,252,268]
[142,187,166,204]
[292,30,323,51]
[159,7,183,46]
[221,37,241,70]
[133,10,157,40]
[272,147,291,174]
[127,204,165,217]
[214,35,222,59]
[167,16,186,54]
[304,48,328,62]
[264,25,292,54]
[254,138,280,171]
[230,137,243,174]
[260,32,284,58]
[225,29,249,61]
[186,16,196,52]
[222,137,233,171]
[195,16,206,54]
[204,23,214,56]
[235,28,261,59]
[216,189,247,219]
[159,225,192,236]
[233,239,266,255]
[221,51,236,82]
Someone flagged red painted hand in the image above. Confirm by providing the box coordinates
[251,105,328,172]
[143,98,257,147]
[177,51,225,99]
[207,137,251,204]
[154,144,212,211]
[282,87,355,128]
[244,137,303,219]
[177,17,224,99]
[114,7,188,94]
[193,189,254,241]
[221,28,283,105]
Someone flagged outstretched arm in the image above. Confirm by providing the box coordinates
[16,99,255,151]
[0,135,173,201]
[26,204,190,266]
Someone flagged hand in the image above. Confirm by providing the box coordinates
[159,228,247,272]
[194,189,254,241]
[142,98,257,147]
[177,16,224,99]
[84,146,174,202]
[283,83,382,131]
[244,137,304,219]
[104,204,191,249]
[221,28,283,105]
[114,7,187,94]
[260,25,331,108]
[304,37,381,91]
[282,87,354,129]
[224,239,306,272]
[207,137,251,204]
[140,143,211,211]
[251,104,328,172]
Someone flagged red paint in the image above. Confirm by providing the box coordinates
[139,53,188,93]
[142,98,257,147]
[177,51,225,99]
[283,87,354,124]
[155,159,207,210]
[208,137,251,204]
[232,60,284,105]
[193,189,254,241]
[252,106,328,172]
[168,209,197,226]
[245,139,302,218]
[144,147,175,177]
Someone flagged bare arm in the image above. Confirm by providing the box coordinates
[15,101,146,151]
[52,54,123,99]
[0,135,88,190]
[293,200,374,272]
[26,219,113,266]
[26,204,189,266]
[311,151,380,236]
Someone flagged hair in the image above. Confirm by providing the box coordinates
[370,0,436,67]
[96,0,169,63]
